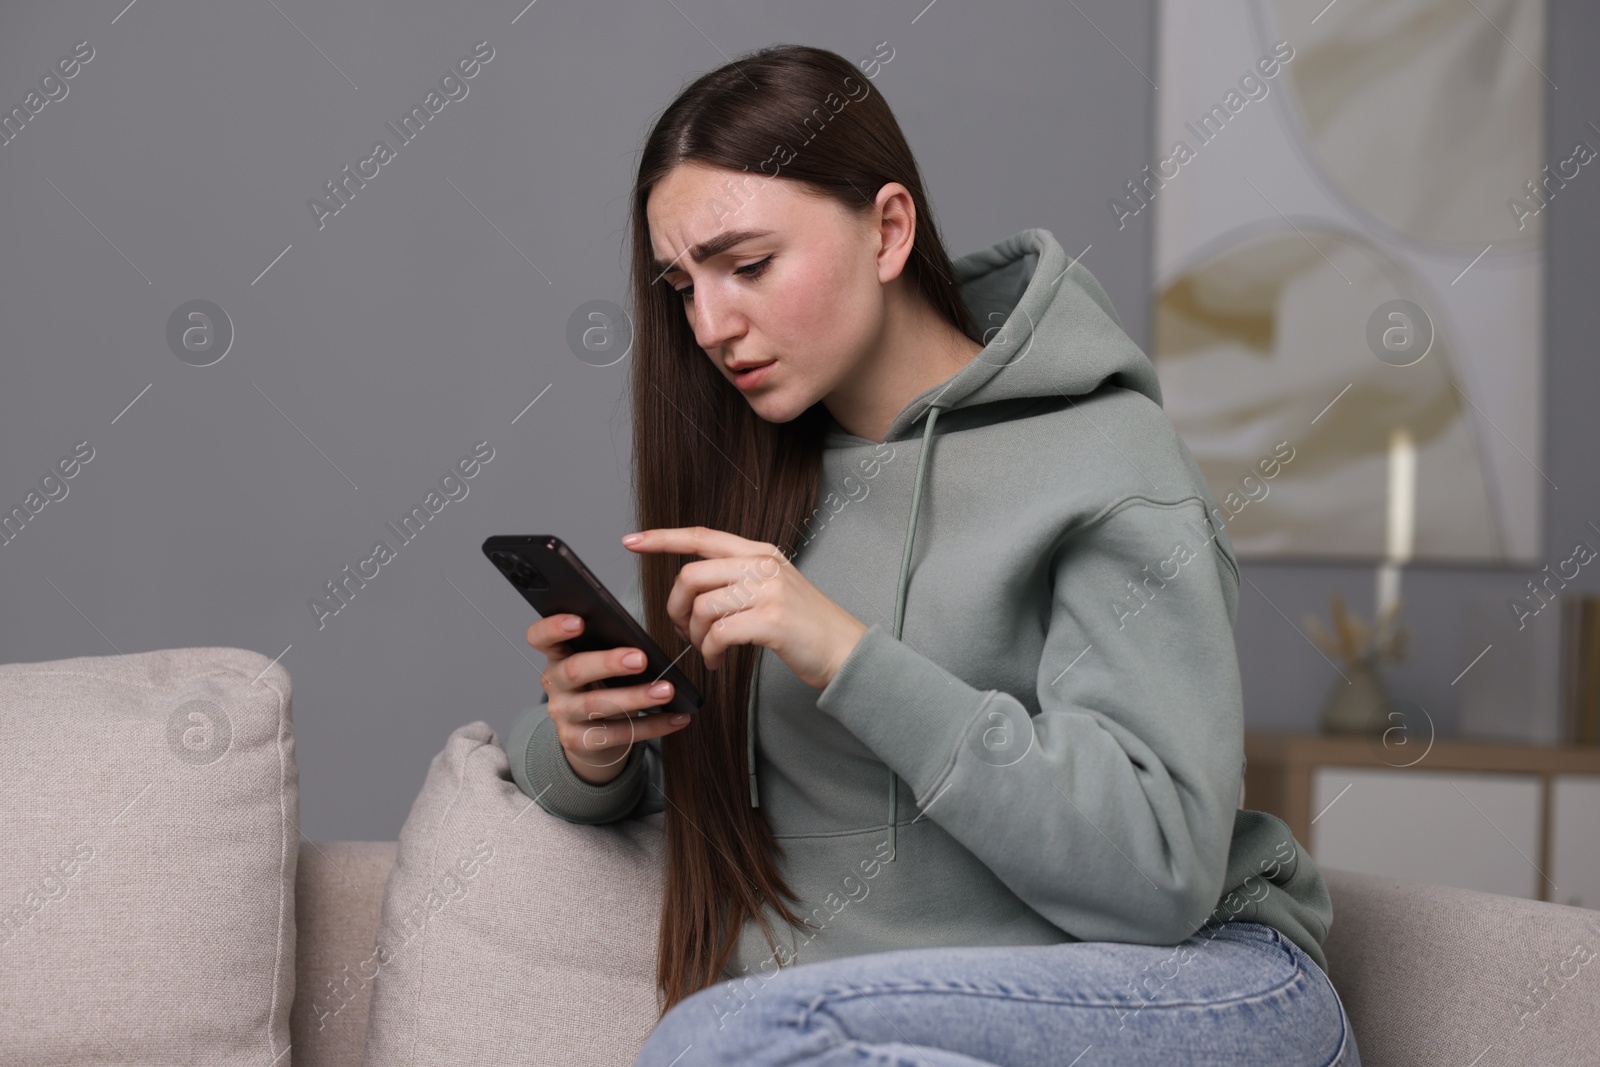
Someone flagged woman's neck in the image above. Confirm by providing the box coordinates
[823,288,982,443]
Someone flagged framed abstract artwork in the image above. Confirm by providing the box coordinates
[1147,0,1550,568]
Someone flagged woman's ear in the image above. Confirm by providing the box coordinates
[872,182,918,285]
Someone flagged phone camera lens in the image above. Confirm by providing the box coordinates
[489,550,547,590]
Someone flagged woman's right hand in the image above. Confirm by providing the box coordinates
[528,613,692,786]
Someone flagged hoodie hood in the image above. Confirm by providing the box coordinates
[745,227,1166,859]
[827,227,1163,446]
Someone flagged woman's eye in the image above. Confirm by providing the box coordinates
[736,255,773,279]
[674,256,772,301]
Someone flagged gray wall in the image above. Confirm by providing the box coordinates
[2,1,1594,841]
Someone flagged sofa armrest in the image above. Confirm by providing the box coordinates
[1322,866,1599,1067]
[291,841,397,1067]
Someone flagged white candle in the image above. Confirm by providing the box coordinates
[1376,425,1415,619]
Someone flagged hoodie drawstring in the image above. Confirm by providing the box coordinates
[747,647,762,807]
[885,402,944,861]
[746,402,946,868]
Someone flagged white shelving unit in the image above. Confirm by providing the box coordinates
[1244,732,1600,908]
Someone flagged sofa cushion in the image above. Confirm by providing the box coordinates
[1323,866,1600,1067]
[292,840,398,1067]
[360,720,664,1067]
[0,647,298,1066]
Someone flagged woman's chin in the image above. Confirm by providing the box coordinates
[744,390,806,424]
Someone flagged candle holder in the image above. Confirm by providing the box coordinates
[1304,591,1411,736]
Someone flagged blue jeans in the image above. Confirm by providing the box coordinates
[633,921,1359,1067]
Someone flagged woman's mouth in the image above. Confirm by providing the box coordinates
[731,362,776,390]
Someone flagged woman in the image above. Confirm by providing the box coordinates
[507,43,1359,1067]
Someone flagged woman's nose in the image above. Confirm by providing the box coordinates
[690,289,742,350]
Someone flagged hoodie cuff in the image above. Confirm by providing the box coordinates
[815,622,991,798]
[515,710,649,825]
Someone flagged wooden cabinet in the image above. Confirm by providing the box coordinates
[1243,732,1600,907]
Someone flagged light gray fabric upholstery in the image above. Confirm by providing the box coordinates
[0,647,298,1066]
[8,645,1594,1067]
[296,829,1600,1067]
[291,841,398,1067]
[1322,867,1599,1067]
[356,721,665,1067]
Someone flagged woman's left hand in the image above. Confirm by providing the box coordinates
[622,526,869,691]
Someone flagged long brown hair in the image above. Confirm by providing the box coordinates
[626,42,978,1016]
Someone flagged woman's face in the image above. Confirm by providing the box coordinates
[646,161,904,424]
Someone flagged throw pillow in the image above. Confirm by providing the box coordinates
[359,720,665,1067]
[0,646,298,1065]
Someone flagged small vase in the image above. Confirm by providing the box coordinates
[1319,654,1394,736]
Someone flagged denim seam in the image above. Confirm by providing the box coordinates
[784,926,1305,1016]
[1328,1012,1354,1067]
[793,964,1310,1016]
[798,993,950,1067]
[792,990,859,1063]
[1264,926,1352,1067]
[1277,926,1354,1067]
[794,979,1329,1067]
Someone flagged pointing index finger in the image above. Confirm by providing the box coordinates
[621,526,738,557]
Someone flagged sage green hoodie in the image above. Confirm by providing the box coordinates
[506,227,1333,985]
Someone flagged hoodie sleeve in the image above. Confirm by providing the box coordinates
[505,568,666,824]
[815,495,1245,946]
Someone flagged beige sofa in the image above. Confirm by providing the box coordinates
[3,646,1595,1067]
[287,843,1600,1067]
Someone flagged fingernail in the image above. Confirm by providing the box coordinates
[648,681,672,697]
[670,714,688,724]
[562,616,582,632]
[622,533,644,546]
[623,651,646,668]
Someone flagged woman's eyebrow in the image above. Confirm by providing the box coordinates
[651,229,775,279]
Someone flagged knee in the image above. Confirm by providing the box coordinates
[633,964,826,1066]
[687,964,803,1035]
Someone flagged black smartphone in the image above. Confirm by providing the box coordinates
[482,534,703,717]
